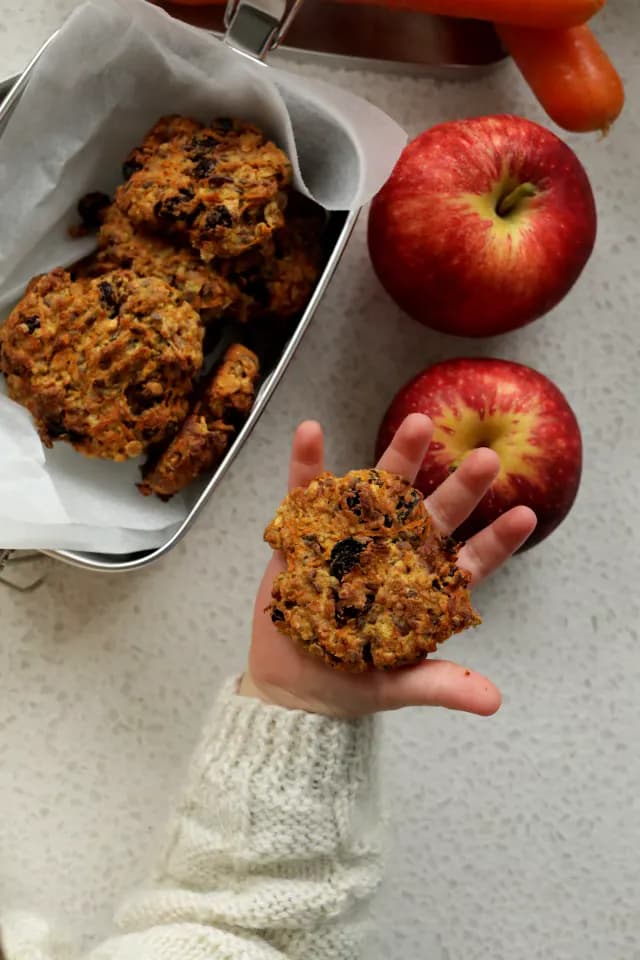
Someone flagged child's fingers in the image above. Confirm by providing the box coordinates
[373,658,502,715]
[458,506,538,585]
[426,448,500,534]
[376,413,433,482]
[288,420,325,492]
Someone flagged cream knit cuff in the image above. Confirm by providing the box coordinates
[162,677,380,863]
[199,677,377,795]
[117,678,381,933]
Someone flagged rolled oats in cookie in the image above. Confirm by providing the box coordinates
[77,204,241,323]
[115,115,292,261]
[264,469,481,672]
[125,115,203,166]
[139,343,260,499]
[223,204,324,321]
[0,268,203,461]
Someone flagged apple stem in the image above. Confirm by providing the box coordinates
[496,182,538,217]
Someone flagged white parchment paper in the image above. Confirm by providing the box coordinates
[0,0,406,553]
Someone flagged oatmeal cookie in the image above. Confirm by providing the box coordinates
[125,115,203,170]
[0,268,203,461]
[139,343,260,498]
[264,469,481,671]
[77,204,241,323]
[223,204,324,320]
[115,116,292,261]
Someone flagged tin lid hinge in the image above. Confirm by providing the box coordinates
[224,0,305,59]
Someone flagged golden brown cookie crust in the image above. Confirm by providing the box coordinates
[3,115,322,500]
[127,115,203,161]
[115,116,292,261]
[139,343,260,498]
[0,268,203,461]
[265,469,481,672]
[78,204,241,323]
[223,207,324,320]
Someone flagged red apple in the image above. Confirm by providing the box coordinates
[367,114,597,337]
[376,358,582,549]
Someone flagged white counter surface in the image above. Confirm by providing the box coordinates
[1,2,639,957]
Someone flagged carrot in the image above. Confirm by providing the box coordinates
[335,0,605,30]
[497,23,624,134]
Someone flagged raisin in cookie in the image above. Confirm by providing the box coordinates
[0,268,203,461]
[139,343,260,498]
[115,116,292,261]
[77,204,241,324]
[264,469,481,671]
[223,201,324,320]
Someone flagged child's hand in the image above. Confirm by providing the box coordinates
[240,414,536,719]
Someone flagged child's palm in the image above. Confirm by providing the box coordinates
[243,415,536,718]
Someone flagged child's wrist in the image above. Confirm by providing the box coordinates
[238,671,346,718]
[237,672,275,705]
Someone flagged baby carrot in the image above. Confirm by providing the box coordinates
[497,23,625,133]
[336,0,606,30]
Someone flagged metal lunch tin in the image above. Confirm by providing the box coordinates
[0,2,359,577]
[0,0,504,582]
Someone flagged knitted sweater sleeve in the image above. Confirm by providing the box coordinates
[1,680,383,960]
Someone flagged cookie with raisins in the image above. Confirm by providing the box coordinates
[115,116,292,261]
[264,469,481,671]
[0,268,203,461]
[139,343,259,499]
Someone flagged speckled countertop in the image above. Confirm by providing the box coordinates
[1,2,639,957]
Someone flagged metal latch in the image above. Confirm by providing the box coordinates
[0,550,47,591]
[224,0,305,59]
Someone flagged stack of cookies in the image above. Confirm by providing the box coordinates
[0,115,324,498]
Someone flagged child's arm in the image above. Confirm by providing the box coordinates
[0,415,535,960]
[2,679,381,960]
